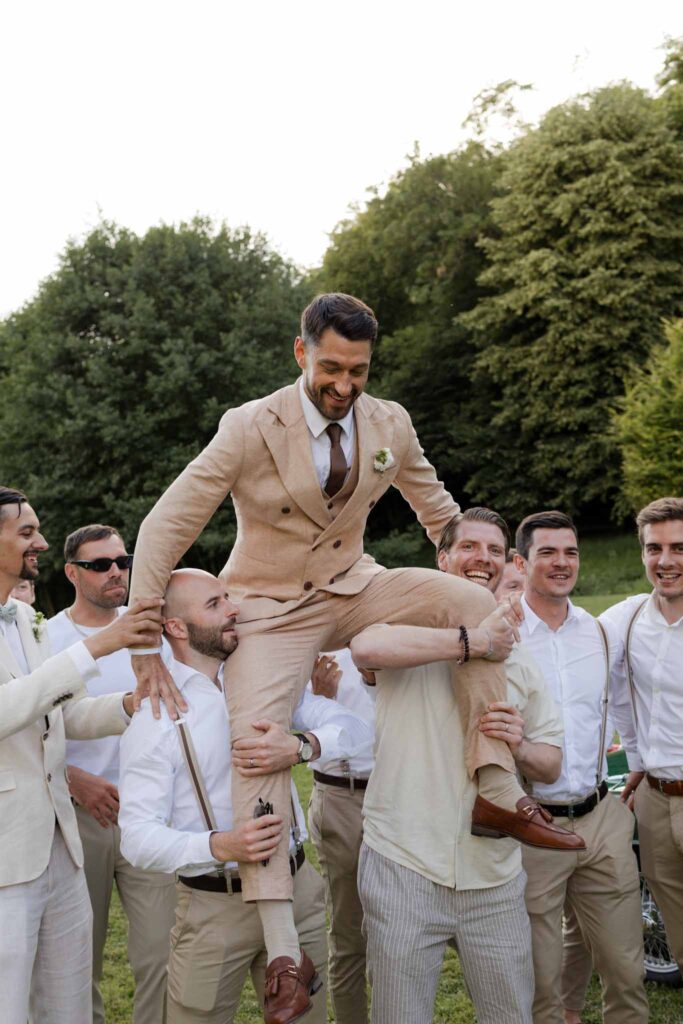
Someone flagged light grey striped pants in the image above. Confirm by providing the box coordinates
[358,843,533,1024]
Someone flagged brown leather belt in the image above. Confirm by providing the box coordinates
[179,848,305,894]
[540,780,608,819]
[647,774,683,797]
[313,770,369,792]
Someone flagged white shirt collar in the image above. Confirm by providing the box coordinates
[643,591,683,629]
[170,656,225,693]
[521,593,580,634]
[298,377,354,441]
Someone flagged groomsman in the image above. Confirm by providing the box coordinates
[0,487,161,1024]
[49,524,177,1024]
[601,496,683,973]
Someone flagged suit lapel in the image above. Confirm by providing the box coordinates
[0,631,22,680]
[16,609,43,672]
[256,383,330,530]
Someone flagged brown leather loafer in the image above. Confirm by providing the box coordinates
[263,950,322,1024]
[471,795,586,851]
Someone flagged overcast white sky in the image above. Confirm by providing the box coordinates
[1,1,681,316]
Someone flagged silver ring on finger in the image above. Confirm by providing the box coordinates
[249,758,255,768]
[505,723,509,731]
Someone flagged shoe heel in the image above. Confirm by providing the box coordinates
[309,972,323,996]
[471,824,505,839]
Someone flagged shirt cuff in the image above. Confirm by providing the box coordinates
[626,751,645,772]
[68,641,100,683]
[129,646,163,656]
[180,831,220,870]
[309,724,343,762]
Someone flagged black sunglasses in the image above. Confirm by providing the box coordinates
[69,555,134,573]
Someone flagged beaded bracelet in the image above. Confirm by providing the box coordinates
[457,624,470,665]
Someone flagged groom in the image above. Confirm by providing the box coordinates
[130,293,576,1023]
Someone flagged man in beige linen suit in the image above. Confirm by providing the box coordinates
[129,293,577,1023]
[0,486,162,1024]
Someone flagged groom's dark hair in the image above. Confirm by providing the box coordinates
[0,487,28,524]
[301,293,378,347]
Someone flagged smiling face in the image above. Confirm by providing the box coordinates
[517,527,579,601]
[294,328,371,421]
[65,534,130,610]
[641,520,683,604]
[437,520,507,592]
[0,503,49,597]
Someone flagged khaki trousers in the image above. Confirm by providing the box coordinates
[635,782,683,971]
[522,793,648,1024]
[226,567,510,899]
[166,860,327,1023]
[77,806,177,1024]
[309,780,368,1024]
[560,901,593,1012]
[0,827,93,1024]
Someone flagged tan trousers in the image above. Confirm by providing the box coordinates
[166,860,327,1023]
[522,794,648,1024]
[560,901,593,1012]
[309,780,367,1024]
[635,782,683,971]
[226,567,509,898]
[77,806,177,1024]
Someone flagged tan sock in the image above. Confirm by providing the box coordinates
[477,765,525,811]
[258,899,301,963]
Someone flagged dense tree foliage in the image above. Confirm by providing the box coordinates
[0,219,308,603]
[614,319,683,514]
[461,84,683,521]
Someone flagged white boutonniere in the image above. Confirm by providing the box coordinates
[373,447,395,473]
[32,611,46,643]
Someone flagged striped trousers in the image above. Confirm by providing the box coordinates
[358,843,533,1024]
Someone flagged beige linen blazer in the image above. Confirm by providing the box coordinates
[0,601,128,887]
[130,382,459,617]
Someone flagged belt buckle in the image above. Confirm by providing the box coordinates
[566,804,575,819]
[658,778,667,793]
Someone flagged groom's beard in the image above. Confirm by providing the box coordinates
[186,619,238,659]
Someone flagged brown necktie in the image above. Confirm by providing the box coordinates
[325,424,347,497]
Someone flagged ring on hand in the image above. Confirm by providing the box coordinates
[249,758,255,768]
[505,723,509,731]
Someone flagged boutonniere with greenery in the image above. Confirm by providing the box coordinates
[32,611,46,643]
[373,447,395,473]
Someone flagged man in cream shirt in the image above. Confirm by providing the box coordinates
[0,486,161,1024]
[349,506,571,1024]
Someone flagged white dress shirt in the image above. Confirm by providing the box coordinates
[600,593,683,780]
[298,377,355,489]
[49,608,171,786]
[307,647,375,778]
[118,657,372,876]
[518,595,630,804]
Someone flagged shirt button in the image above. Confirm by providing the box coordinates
[281,506,291,514]
[303,581,313,591]
[333,540,342,549]
[43,732,49,741]
[327,502,334,510]
[46,773,52,782]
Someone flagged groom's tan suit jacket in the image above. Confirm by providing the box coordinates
[131,382,459,613]
[0,601,128,886]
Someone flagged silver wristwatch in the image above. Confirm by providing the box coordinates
[294,733,314,764]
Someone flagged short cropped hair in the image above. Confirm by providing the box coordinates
[636,497,683,545]
[64,524,125,564]
[301,293,378,347]
[515,511,578,560]
[0,487,28,524]
[437,507,511,566]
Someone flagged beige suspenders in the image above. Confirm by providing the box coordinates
[623,599,648,730]
[595,618,611,788]
[175,717,231,886]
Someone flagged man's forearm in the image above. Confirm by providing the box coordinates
[514,740,562,785]
[350,623,489,670]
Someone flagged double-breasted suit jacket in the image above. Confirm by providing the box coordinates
[0,601,128,887]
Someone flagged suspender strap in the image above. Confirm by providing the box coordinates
[624,599,648,731]
[595,618,611,789]
[175,718,229,883]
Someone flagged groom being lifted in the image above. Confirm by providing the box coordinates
[130,293,577,1024]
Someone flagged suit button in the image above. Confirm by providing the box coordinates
[333,540,342,549]
[303,581,313,591]
[281,506,291,514]
[43,732,49,740]
[329,578,335,585]
[369,501,375,508]
[327,502,333,510]
[46,773,52,782]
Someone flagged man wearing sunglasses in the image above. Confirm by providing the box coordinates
[48,525,177,1024]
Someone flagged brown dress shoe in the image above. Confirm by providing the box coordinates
[263,950,322,1024]
[471,795,587,850]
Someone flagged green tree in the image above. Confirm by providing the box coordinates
[614,319,683,513]
[0,218,309,606]
[317,143,502,533]
[462,84,683,521]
